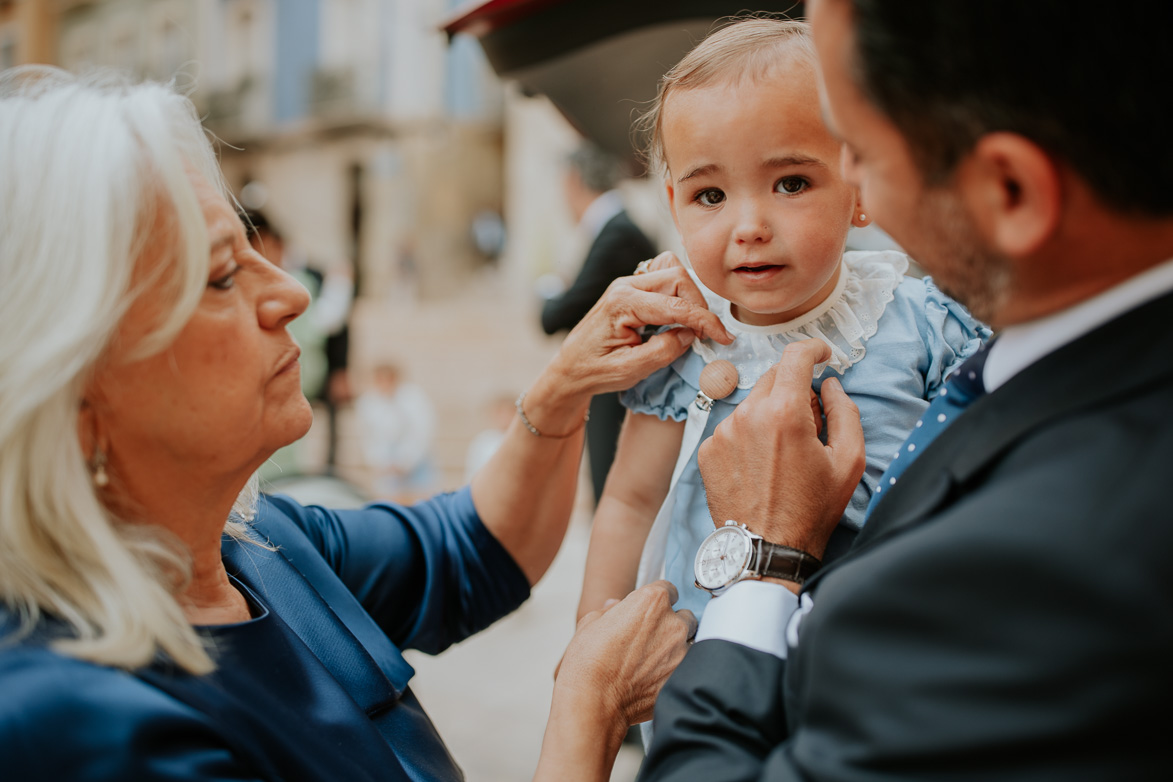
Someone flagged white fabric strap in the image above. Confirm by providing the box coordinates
[636,400,710,589]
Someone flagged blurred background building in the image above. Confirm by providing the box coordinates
[50,0,505,301]
[5,0,639,490]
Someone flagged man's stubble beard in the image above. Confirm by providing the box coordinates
[911,187,1013,327]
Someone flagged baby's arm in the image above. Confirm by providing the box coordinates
[578,411,685,621]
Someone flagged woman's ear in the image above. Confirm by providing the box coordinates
[77,384,109,464]
[958,132,1061,258]
[78,398,98,463]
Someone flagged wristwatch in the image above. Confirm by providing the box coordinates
[694,520,822,595]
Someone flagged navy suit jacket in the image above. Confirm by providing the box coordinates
[642,291,1173,780]
[0,488,530,781]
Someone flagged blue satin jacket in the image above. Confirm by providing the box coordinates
[0,488,531,781]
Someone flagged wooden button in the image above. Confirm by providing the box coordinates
[699,359,738,400]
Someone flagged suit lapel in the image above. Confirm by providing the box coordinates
[805,289,1173,592]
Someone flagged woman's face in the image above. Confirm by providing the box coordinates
[86,170,313,498]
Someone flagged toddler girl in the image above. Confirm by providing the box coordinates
[579,18,990,622]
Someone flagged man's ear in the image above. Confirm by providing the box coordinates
[959,132,1061,257]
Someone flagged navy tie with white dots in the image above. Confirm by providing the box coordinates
[865,343,993,519]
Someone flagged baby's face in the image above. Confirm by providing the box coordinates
[662,63,858,326]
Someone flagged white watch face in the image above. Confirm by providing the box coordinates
[695,526,753,591]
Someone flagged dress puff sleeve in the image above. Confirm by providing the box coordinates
[619,353,697,422]
[921,277,993,399]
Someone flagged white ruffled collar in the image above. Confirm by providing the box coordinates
[691,250,909,387]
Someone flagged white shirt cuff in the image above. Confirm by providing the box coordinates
[694,579,799,659]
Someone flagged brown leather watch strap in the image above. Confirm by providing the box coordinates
[755,540,822,585]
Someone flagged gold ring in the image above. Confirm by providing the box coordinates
[634,259,653,275]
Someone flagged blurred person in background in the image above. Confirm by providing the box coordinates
[247,209,354,477]
[0,67,729,781]
[355,361,437,503]
[464,392,517,482]
[540,142,659,504]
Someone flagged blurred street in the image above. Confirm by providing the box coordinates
[288,272,644,782]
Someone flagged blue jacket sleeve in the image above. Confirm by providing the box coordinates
[264,487,530,654]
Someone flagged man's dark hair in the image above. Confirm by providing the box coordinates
[849,0,1173,216]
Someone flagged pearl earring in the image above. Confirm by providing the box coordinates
[90,448,109,488]
[858,212,867,222]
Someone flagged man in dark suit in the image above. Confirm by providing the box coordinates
[542,143,658,503]
[639,1,1173,779]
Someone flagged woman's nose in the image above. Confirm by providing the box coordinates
[258,263,311,329]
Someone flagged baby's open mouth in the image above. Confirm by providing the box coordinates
[734,264,784,273]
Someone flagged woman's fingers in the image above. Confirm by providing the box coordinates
[633,250,683,277]
[554,580,696,725]
[622,285,731,344]
[537,254,733,405]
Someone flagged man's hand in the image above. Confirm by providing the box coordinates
[698,339,865,561]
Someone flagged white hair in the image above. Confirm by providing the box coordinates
[0,66,257,675]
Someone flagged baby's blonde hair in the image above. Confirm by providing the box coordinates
[639,16,816,176]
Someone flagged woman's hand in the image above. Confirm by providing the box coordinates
[471,253,731,589]
[540,252,732,409]
[535,582,697,781]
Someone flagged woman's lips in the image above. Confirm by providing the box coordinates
[276,349,301,375]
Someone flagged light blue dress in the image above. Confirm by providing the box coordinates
[622,251,991,619]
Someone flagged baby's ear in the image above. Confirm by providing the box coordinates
[665,181,681,226]
[851,192,871,228]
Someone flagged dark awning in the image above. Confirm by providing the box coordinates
[444,1,805,171]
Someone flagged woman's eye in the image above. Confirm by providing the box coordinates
[695,188,725,207]
[776,177,809,195]
[208,266,239,290]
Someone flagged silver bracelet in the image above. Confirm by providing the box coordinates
[515,391,589,438]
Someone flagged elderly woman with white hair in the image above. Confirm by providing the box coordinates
[0,67,729,782]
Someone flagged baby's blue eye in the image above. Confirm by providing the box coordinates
[776,177,809,194]
[696,188,725,207]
